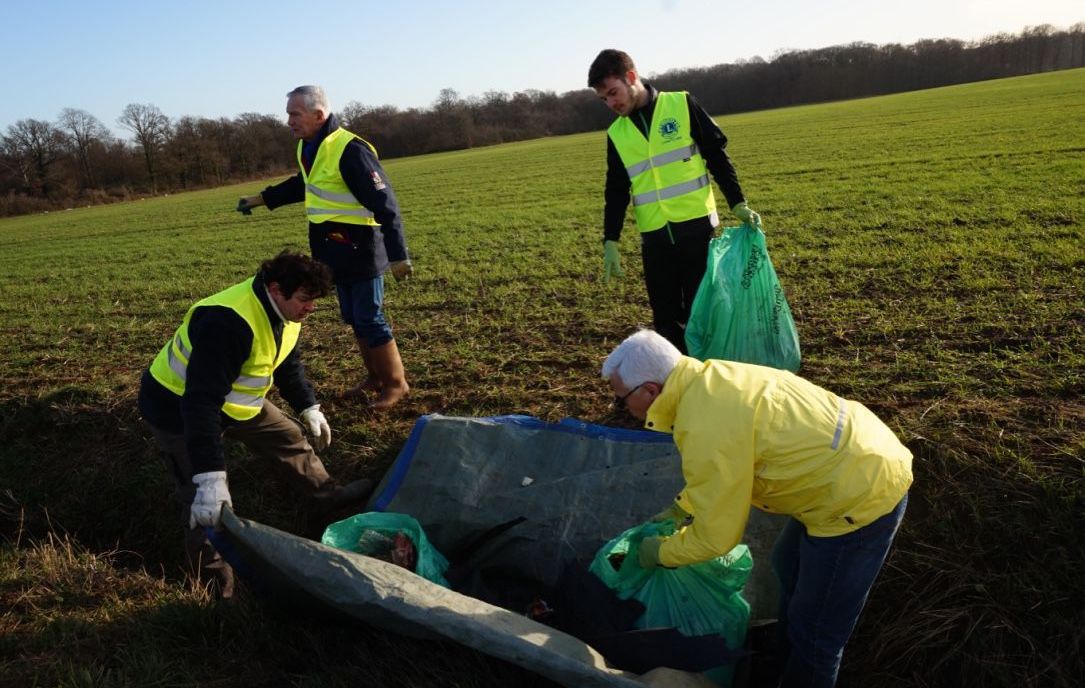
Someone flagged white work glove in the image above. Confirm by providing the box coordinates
[300,404,332,451]
[190,471,232,529]
[389,259,413,282]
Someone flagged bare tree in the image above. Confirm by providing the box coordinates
[117,103,170,193]
[3,119,68,196]
[233,113,292,176]
[57,108,110,189]
[340,102,404,157]
[164,116,199,189]
[0,136,33,191]
[3,23,1085,216]
[431,88,474,151]
[338,101,369,133]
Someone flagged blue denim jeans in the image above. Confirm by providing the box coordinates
[771,494,908,688]
[337,276,393,347]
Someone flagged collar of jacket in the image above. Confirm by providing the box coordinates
[629,81,659,118]
[301,113,342,165]
[251,271,284,330]
[644,355,701,433]
[309,113,340,147]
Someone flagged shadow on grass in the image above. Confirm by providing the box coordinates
[0,531,557,688]
[0,385,392,579]
[5,385,1084,687]
[0,386,177,567]
[839,437,1085,688]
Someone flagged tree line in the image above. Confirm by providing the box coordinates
[2,23,1081,217]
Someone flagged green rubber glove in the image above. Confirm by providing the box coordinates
[731,201,762,229]
[638,535,664,569]
[603,240,624,282]
[651,501,692,525]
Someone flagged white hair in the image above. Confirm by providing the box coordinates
[601,329,682,388]
[287,85,329,114]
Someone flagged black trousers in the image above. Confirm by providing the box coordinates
[640,218,714,354]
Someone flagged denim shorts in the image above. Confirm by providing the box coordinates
[336,276,393,347]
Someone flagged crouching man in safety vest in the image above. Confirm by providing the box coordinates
[603,329,913,688]
[138,251,374,598]
[236,85,411,410]
[589,49,761,354]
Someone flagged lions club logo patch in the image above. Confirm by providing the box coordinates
[659,118,680,141]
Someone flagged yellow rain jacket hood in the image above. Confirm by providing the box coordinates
[645,357,913,568]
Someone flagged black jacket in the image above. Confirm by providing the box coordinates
[603,82,746,243]
[138,272,317,474]
[260,114,409,282]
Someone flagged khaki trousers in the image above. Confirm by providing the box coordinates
[149,400,332,596]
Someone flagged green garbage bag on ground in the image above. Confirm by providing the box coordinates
[685,224,801,372]
[589,521,752,686]
[323,511,451,587]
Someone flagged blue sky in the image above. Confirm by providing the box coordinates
[4,0,1081,137]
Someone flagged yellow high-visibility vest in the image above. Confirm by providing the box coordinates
[299,127,380,226]
[149,278,300,421]
[608,91,717,232]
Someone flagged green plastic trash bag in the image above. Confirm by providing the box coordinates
[685,224,801,372]
[589,521,752,686]
[322,511,451,587]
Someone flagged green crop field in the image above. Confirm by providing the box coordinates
[2,68,1083,687]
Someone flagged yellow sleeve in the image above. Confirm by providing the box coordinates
[658,401,754,567]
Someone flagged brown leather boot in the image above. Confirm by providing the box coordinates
[340,338,382,400]
[368,339,409,410]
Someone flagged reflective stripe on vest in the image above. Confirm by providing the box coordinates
[608,91,717,232]
[166,333,190,381]
[624,143,700,178]
[299,127,380,226]
[306,207,376,219]
[632,174,710,207]
[148,277,301,421]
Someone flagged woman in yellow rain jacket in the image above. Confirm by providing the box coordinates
[602,329,912,688]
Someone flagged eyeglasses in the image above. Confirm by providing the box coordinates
[613,383,644,410]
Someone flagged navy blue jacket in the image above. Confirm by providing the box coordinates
[603,82,747,243]
[138,272,317,474]
[260,114,409,283]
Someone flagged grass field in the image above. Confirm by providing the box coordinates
[2,67,1083,687]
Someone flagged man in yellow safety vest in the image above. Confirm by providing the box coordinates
[237,85,410,409]
[139,251,374,598]
[589,49,762,353]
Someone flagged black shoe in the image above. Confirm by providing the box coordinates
[305,478,376,537]
[748,619,783,688]
[326,478,376,511]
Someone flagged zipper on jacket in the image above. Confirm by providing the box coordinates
[636,111,651,140]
